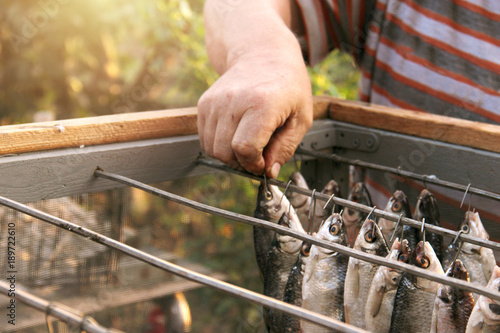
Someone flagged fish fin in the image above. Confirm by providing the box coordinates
[466,309,484,333]
[429,300,439,333]
[480,248,496,282]
[345,260,360,300]
[304,253,318,283]
[344,304,351,324]
[367,284,385,319]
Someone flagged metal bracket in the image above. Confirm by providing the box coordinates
[335,127,379,152]
[299,127,379,152]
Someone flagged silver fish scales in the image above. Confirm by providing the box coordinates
[389,241,445,333]
[344,218,389,329]
[302,213,349,332]
[430,259,474,333]
[365,238,411,333]
[263,210,306,332]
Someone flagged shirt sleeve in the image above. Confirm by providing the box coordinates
[295,0,377,65]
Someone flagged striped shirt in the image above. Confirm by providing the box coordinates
[296,0,500,123]
[295,0,500,239]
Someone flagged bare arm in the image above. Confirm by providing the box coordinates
[198,0,312,178]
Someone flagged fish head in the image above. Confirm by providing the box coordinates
[398,239,412,264]
[287,172,310,208]
[460,211,488,253]
[379,190,411,236]
[315,213,347,252]
[382,238,406,287]
[447,259,470,281]
[255,183,287,222]
[414,241,445,290]
[276,212,304,254]
[343,182,372,226]
[353,218,389,256]
[317,180,341,216]
[413,189,440,222]
[478,266,500,323]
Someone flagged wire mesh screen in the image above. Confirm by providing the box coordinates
[0,170,277,333]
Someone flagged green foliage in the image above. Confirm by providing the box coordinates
[2,1,359,331]
[0,0,217,123]
[308,50,360,100]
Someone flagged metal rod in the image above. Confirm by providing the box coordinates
[196,158,500,253]
[0,281,121,333]
[94,169,500,302]
[0,195,366,333]
[295,147,500,202]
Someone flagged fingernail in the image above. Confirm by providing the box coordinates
[270,162,281,179]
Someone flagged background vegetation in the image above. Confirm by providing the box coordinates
[1,1,359,331]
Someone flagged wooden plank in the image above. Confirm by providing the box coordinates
[0,108,198,155]
[0,99,331,155]
[324,96,500,153]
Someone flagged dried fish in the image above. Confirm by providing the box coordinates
[264,211,306,332]
[466,266,500,333]
[430,259,474,333]
[365,238,411,333]
[389,241,445,333]
[414,189,443,263]
[342,182,373,247]
[302,213,349,332]
[344,218,389,329]
[378,190,416,248]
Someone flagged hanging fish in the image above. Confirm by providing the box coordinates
[430,259,474,333]
[443,211,496,302]
[254,183,298,275]
[378,190,416,249]
[365,238,412,333]
[307,179,342,234]
[286,172,311,230]
[466,266,500,333]
[263,211,306,332]
[282,242,311,332]
[302,213,349,332]
[389,241,445,333]
[342,182,373,247]
[414,189,443,263]
[344,218,389,329]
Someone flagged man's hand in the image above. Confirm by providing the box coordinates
[198,0,312,178]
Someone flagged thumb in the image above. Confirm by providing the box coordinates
[264,112,312,178]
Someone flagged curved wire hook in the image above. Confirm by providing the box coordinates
[421,218,426,261]
[308,189,317,233]
[323,193,336,211]
[390,214,404,242]
[279,180,292,205]
[460,183,472,209]
[263,173,271,197]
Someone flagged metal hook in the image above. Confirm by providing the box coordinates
[308,189,317,233]
[263,173,271,197]
[423,175,428,190]
[460,183,472,209]
[323,193,336,211]
[366,206,377,221]
[390,214,404,242]
[450,229,465,267]
[421,218,426,261]
[279,180,292,205]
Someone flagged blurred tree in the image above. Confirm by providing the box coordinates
[0,0,217,123]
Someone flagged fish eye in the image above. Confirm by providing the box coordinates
[489,303,500,315]
[351,194,359,202]
[301,244,311,256]
[461,225,469,233]
[419,256,430,269]
[392,202,401,212]
[329,224,340,235]
[364,231,375,243]
[265,190,273,200]
[398,254,407,262]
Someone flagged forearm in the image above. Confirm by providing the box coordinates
[204,0,304,74]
